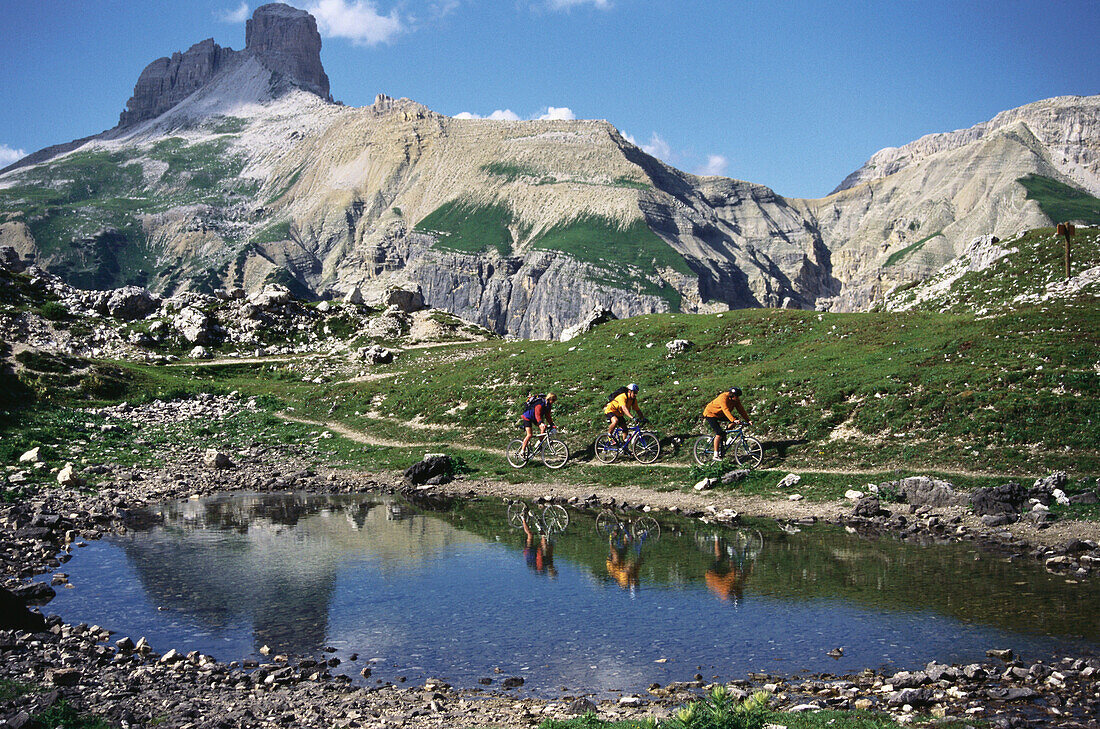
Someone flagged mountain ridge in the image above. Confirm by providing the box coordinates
[1,4,1097,337]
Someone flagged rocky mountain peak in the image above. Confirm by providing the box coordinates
[116,3,330,129]
[245,3,330,102]
[117,38,239,127]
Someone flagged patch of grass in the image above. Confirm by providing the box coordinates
[883,231,943,267]
[415,197,516,256]
[612,175,652,190]
[250,220,293,245]
[210,116,248,134]
[532,215,692,276]
[1019,173,1100,225]
[481,161,545,183]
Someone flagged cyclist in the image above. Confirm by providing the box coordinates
[603,383,646,443]
[702,387,751,461]
[520,392,557,455]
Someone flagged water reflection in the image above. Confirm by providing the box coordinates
[696,529,762,605]
[47,492,1100,695]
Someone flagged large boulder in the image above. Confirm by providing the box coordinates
[887,476,969,508]
[853,495,887,518]
[380,285,425,313]
[101,286,160,321]
[0,245,26,272]
[403,455,454,486]
[970,482,1028,516]
[559,308,616,342]
[0,586,47,631]
[248,284,291,309]
[173,306,214,344]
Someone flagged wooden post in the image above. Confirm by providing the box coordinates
[1055,223,1075,280]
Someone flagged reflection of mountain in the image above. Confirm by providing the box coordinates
[118,493,482,656]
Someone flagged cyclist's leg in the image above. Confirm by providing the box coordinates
[607,413,619,439]
[521,420,534,452]
[705,417,725,459]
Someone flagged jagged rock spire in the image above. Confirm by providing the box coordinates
[117,3,330,128]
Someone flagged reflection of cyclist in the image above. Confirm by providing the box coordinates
[520,392,557,455]
[605,528,640,590]
[702,387,751,461]
[604,383,645,443]
[522,513,556,578]
[704,535,752,604]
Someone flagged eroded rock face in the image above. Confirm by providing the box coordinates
[246,3,330,101]
[118,39,240,127]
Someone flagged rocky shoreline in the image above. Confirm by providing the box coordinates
[3,398,1099,728]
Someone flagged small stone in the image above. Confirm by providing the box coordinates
[777,473,801,489]
[694,477,717,491]
[56,463,84,488]
[18,447,41,463]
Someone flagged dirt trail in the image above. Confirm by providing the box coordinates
[276,412,504,456]
[278,412,1100,549]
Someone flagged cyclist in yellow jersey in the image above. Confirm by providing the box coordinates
[603,383,646,443]
[703,387,751,461]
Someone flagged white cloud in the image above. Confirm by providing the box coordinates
[547,0,611,10]
[538,106,575,121]
[215,2,250,23]
[455,107,578,122]
[454,109,522,121]
[695,154,728,176]
[0,144,26,167]
[639,132,671,161]
[305,0,404,46]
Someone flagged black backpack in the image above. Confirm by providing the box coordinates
[607,387,629,403]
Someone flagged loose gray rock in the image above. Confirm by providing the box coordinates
[204,449,233,469]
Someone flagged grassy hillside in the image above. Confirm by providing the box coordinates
[886,227,1100,313]
[1018,174,1100,225]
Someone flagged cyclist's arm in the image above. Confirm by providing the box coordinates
[732,398,750,424]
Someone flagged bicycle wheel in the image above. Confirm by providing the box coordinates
[594,434,619,463]
[595,509,620,538]
[633,515,660,541]
[507,502,528,529]
[733,436,763,469]
[542,439,570,469]
[542,504,569,534]
[506,439,529,469]
[692,435,718,466]
[631,433,661,464]
[731,528,764,563]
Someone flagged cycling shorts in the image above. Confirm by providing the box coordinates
[704,416,728,437]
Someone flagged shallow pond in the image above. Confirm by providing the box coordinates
[49,492,1100,696]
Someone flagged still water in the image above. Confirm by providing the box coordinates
[49,492,1099,696]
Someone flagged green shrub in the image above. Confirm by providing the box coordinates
[37,301,69,321]
[663,687,770,729]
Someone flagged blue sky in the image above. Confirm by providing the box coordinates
[1,0,1097,197]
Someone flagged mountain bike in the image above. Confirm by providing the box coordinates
[694,527,764,570]
[508,500,570,534]
[594,509,661,542]
[594,422,661,464]
[506,428,569,469]
[692,423,763,468]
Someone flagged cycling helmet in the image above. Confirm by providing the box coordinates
[627,383,639,392]
[728,387,743,397]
